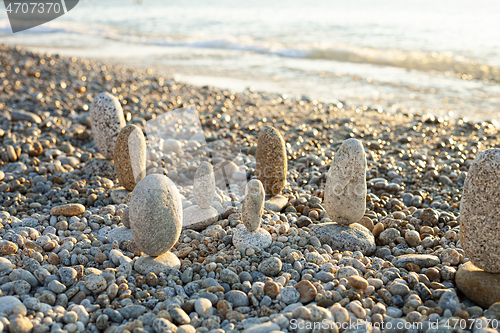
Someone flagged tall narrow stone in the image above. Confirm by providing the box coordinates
[193,162,215,209]
[324,138,367,224]
[242,179,265,232]
[460,148,500,273]
[255,126,287,197]
[89,92,126,159]
[114,124,147,191]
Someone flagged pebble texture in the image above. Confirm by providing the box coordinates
[130,174,182,256]
[242,179,265,231]
[310,223,375,255]
[193,162,215,209]
[232,227,272,250]
[114,124,147,191]
[460,148,500,272]
[89,92,126,159]
[255,126,287,196]
[324,138,367,224]
[456,261,500,308]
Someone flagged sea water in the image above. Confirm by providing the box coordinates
[1,0,499,120]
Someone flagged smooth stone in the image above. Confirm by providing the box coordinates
[456,261,500,308]
[163,139,182,154]
[233,227,272,250]
[11,110,42,123]
[182,205,219,231]
[0,257,14,276]
[392,254,440,268]
[114,124,147,191]
[51,204,85,217]
[225,290,249,307]
[107,227,133,244]
[0,295,22,314]
[130,174,182,256]
[242,179,265,231]
[193,161,215,209]
[324,138,367,224]
[264,195,288,212]
[460,149,500,272]
[255,126,287,196]
[110,189,131,204]
[89,92,126,159]
[310,222,375,255]
[134,252,181,275]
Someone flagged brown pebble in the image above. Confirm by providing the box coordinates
[48,253,59,265]
[255,126,287,196]
[425,268,441,282]
[294,280,318,303]
[95,253,107,264]
[146,272,158,287]
[217,300,232,317]
[347,276,369,290]
[359,216,374,231]
[372,223,384,237]
[264,281,279,299]
[406,263,421,273]
[0,241,18,255]
[51,203,85,216]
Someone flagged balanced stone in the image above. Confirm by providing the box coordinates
[255,126,287,196]
[51,204,85,217]
[114,124,147,191]
[193,161,215,209]
[310,223,375,255]
[324,138,367,224]
[242,179,265,232]
[89,92,126,159]
[460,148,500,272]
[130,174,182,256]
[456,261,500,308]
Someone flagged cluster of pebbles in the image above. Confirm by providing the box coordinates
[1,43,500,333]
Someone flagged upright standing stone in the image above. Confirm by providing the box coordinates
[233,180,272,249]
[242,179,265,232]
[129,174,182,256]
[193,162,215,209]
[114,124,147,191]
[324,139,367,225]
[460,148,500,273]
[90,92,126,159]
[255,126,287,197]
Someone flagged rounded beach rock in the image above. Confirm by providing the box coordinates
[193,161,215,209]
[134,252,181,275]
[114,124,147,191]
[310,222,375,255]
[460,148,500,272]
[232,227,272,250]
[51,204,85,217]
[255,126,287,196]
[324,138,367,224]
[242,179,265,232]
[129,174,182,256]
[456,261,500,308]
[89,92,126,159]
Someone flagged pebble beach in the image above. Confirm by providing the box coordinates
[2,43,500,333]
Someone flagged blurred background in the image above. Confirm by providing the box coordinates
[1,0,500,120]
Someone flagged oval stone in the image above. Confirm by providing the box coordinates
[242,179,264,232]
[89,92,126,159]
[460,148,500,272]
[114,124,147,191]
[324,138,367,224]
[255,126,287,196]
[193,161,215,209]
[130,174,182,256]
